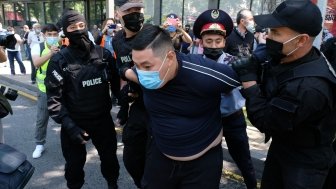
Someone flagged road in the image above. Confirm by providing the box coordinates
[1,93,251,189]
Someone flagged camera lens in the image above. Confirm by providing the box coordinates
[0,86,18,101]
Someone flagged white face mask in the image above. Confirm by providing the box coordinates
[283,34,302,56]
[35,29,41,34]
[245,21,255,33]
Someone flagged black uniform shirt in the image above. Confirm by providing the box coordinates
[244,47,336,169]
[45,45,115,124]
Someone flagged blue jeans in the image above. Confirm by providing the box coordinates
[34,91,49,145]
[24,44,30,59]
[7,50,26,75]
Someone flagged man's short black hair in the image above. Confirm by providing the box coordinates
[132,24,173,57]
[42,24,59,33]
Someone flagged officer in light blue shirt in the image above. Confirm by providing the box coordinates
[193,9,257,189]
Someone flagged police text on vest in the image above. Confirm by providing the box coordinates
[82,78,102,87]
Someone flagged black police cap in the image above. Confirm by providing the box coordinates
[254,0,322,37]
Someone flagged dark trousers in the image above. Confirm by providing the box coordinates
[142,140,223,189]
[323,141,336,189]
[7,50,26,75]
[261,147,329,189]
[122,101,148,188]
[222,110,257,189]
[60,115,120,189]
[27,46,36,81]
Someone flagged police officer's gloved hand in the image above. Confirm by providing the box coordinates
[231,55,258,82]
[120,83,138,103]
[116,105,128,126]
[62,117,90,144]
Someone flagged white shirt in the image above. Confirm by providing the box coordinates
[27,31,44,48]
[30,43,43,57]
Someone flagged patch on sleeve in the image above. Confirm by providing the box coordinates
[270,97,298,113]
[269,97,299,132]
[52,70,63,82]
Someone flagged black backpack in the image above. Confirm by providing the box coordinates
[0,143,35,189]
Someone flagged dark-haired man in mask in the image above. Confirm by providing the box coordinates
[225,9,255,56]
[193,9,257,189]
[112,0,148,188]
[45,9,119,189]
[232,1,336,188]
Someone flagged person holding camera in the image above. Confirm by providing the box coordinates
[162,13,192,52]
[232,1,336,188]
[30,24,60,159]
[96,18,116,54]
[45,9,120,189]
[193,9,257,189]
[0,30,19,143]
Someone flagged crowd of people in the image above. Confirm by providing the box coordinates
[0,0,336,188]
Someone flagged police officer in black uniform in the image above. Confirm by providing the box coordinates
[232,1,336,188]
[193,9,257,189]
[320,37,336,189]
[45,9,119,189]
[112,0,148,188]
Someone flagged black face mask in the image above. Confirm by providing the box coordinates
[266,38,286,63]
[122,12,144,32]
[66,29,92,52]
[203,47,223,60]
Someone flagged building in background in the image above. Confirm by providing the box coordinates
[0,0,281,29]
[1,0,333,36]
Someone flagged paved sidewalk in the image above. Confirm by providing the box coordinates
[0,60,270,174]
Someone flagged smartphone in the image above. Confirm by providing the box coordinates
[167,18,178,27]
[108,24,117,29]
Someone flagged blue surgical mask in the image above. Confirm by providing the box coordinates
[107,28,114,35]
[136,54,170,89]
[166,25,176,33]
[46,37,59,46]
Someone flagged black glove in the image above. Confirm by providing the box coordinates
[116,104,129,125]
[62,117,89,144]
[231,55,258,82]
[119,83,138,103]
[117,84,132,125]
